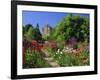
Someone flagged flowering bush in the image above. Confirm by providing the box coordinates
[47,44,89,66]
[32,40,38,46]
[38,43,43,49]
[50,41,58,50]
[31,40,43,52]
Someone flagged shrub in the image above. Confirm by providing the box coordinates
[23,49,50,68]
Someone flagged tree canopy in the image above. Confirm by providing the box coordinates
[51,14,89,43]
[23,24,42,42]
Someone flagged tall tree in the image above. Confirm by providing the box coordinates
[34,24,42,42]
[51,14,89,43]
[24,24,33,33]
[25,27,34,41]
[23,24,34,41]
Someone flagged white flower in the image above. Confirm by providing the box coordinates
[65,46,69,49]
[60,51,63,54]
[70,48,73,50]
[62,49,65,52]
[59,56,61,59]
[57,49,60,53]
[56,52,58,54]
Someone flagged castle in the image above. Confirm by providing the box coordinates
[42,24,53,38]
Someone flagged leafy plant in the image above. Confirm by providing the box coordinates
[23,49,50,68]
[51,14,89,43]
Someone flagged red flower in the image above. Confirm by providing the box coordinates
[38,43,43,49]
[32,40,38,46]
[50,41,57,49]
[31,40,43,51]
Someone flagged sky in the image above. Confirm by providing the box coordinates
[22,11,89,33]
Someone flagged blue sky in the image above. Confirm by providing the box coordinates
[22,11,89,32]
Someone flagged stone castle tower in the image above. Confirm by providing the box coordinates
[42,24,52,38]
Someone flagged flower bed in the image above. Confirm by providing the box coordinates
[47,43,89,66]
[23,49,50,68]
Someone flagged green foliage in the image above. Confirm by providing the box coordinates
[51,14,89,43]
[24,24,33,33]
[25,27,34,41]
[23,24,33,41]
[47,47,89,66]
[43,36,50,41]
[23,24,42,42]
[79,48,90,65]
[24,49,50,68]
[33,24,42,42]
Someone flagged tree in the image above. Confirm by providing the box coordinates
[23,24,43,42]
[51,14,89,43]
[25,27,34,41]
[33,24,42,42]
[23,24,34,41]
[24,24,33,33]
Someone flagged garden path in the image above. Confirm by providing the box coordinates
[41,49,60,67]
